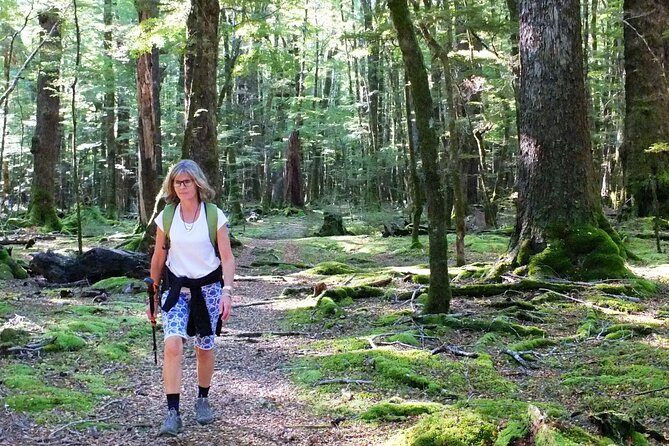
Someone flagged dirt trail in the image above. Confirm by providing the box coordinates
[0,236,391,446]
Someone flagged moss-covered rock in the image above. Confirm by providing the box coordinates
[0,246,28,279]
[386,408,497,446]
[307,261,360,275]
[321,285,385,302]
[0,328,31,351]
[316,296,340,316]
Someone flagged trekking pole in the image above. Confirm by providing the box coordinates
[143,277,159,365]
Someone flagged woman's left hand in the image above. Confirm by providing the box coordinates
[219,293,232,321]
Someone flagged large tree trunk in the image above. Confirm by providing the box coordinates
[284,130,304,207]
[499,0,627,281]
[30,9,62,231]
[135,0,161,226]
[389,0,452,314]
[621,0,669,217]
[182,0,220,193]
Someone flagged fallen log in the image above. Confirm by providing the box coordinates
[29,248,149,283]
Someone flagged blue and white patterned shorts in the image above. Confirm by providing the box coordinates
[161,282,222,350]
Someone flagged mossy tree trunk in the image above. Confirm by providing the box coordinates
[29,9,62,231]
[135,0,161,227]
[182,0,220,195]
[621,0,669,217]
[500,0,628,281]
[389,0,452,314]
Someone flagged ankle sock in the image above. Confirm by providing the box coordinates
[166,393,180,414]
[198,386,210,398]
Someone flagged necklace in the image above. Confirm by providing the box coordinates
[180,204,199,232]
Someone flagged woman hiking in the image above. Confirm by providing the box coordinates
[147,159,236,437]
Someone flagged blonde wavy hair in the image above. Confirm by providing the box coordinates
[161,159,216,204]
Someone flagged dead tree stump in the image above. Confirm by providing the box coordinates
[316,212,351,236]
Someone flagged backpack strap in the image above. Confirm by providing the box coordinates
[163,202,217,249]
[204,202,218,248]
[162,203,176,250]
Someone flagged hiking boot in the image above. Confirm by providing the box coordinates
[158,409,183,437]
[195,397,215,425]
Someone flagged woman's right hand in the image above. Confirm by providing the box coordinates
[146,305,156,323]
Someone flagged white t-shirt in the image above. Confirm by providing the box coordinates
[155,203,229,279]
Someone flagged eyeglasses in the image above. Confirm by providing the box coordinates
[174,179,194,188]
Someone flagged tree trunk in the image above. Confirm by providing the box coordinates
[621,0,669,217]
[499,0,628,281]
[404,80,424,248]
[182,0,220,193]
[284,130,304,207]
[103,0,117,219]
[389,0,452,314]
[30,9,62,231]
[135,0,161,226]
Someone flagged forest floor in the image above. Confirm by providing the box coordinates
[0,211,668,445]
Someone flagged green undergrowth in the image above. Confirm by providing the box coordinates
[1,364,97,413]
[90,276,144,294]
[0,293,153,421]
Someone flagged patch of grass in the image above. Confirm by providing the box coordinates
[96,341,131,362]
[70,305,107,315]
[310,337,370,353]
[386,332,421,347]
[465,234,509,254]
[291,348,516,399]
[561,341,669,420]
[307,261,361,275]
[374,310,414,327]
[43,331,87,352]
[584,294,645,313]
[74,373,115,396]
[360,401,444,421]
[1,364,94,413]
[508,337,556,352]
[90,276,144,294]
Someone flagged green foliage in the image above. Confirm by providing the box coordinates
[321,286,385,302]
[61,206,115,236]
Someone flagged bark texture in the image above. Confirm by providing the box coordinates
[514,0,598,250]
[502,0,628,281]
[389,0,452,314]
[135,0,161,226]
[30,9,62,230]
[284,130,304,207]
[182,0,220,194]
[621,0,669,216]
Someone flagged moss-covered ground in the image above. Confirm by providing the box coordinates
[260,212,669,445]
[0,210,667,444]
